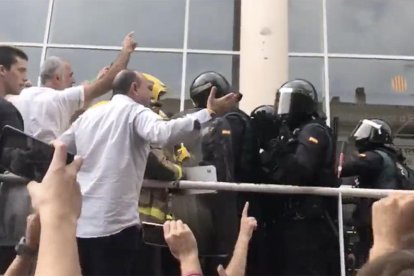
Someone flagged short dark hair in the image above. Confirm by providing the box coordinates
[112,69,140,95]
[0,46,28,70]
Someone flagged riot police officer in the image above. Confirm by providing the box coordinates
[190,71,234,108]
[171,71,259,274]
[175,71,259,182]
[259,79,339,275]
[341,119,413,266]
[341,119,408,190]
[250,105,278,151]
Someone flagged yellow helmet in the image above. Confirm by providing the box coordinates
[143,73,167,101]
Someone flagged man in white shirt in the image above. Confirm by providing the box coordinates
[59,69,239,275]
[10,32,137,143]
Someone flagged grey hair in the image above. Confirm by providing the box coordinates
[40,56,65,85]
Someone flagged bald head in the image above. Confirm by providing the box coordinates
[112,69,152,106]
[112,69,140,95]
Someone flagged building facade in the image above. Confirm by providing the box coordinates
[2,0,414,161]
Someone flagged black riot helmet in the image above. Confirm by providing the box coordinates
[251,105,275,120]
[276,79,318,125]
[251,105,278,149]
[350,119,393,149]
[190,71,231,108]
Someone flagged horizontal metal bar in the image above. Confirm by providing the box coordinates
[288,52,325,57]
[144,179,410,199]
[1,175,411,199]
[289,52,414,61]
[2,44,414,60]
[46,44,184,53]
[186,49,240,55]
[328,53,414,61]
[0,42,43,47]
[0,42,240,55]
[3,43,414,60]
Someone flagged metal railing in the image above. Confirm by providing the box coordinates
[2,174,414,276]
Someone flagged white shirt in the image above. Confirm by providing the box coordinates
[11,86,85,143]
[59,94,211,238]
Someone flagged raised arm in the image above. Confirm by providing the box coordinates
[163,220,202,276]
[134,86,239,146]
[83,32,137,106]
[219,202,257,276]
[27,142,83,276]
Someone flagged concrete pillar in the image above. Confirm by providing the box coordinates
[239,0,289,113]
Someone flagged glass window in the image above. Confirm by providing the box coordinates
[289,57,325,113]
[49,0,186,48]
[131,52,183,115]
[0,0,49,43]
[328,0,414,55]
[329,58,414,139]
[288,0,323,53]
[185,54,239,109]
[46,48,183,114]
[19,47,42,86]
[188,0,239,51]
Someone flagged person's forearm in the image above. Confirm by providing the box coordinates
[369,243,398,261]
[35,216,81,276]
[180,255,202,276]
[225,236,250,276]
[4,255,35,276]
[86,49,132,101]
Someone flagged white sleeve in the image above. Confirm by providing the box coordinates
[57,85,85,118]
[133,108,211,147]
[59,121,78,155]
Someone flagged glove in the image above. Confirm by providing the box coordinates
[174,143,191,163]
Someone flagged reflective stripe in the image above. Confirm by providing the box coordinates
[139,207,166,221]
[90,100,109,109]
[174,164,183,179]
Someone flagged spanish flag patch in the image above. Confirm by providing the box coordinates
[308,137,319,144]
[222,130,231,135]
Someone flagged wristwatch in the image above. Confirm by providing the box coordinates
[15,237,37,257]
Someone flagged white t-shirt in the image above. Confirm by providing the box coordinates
[60,94,211,238]
[11,86,84,143]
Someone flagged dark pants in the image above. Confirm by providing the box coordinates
[77,225,148,276]
[262,219,340,275]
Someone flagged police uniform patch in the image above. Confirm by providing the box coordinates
[222,129,231,135]
[358,153,367,158]
[308,136,319,144]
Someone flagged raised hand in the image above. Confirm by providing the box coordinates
[122,31,137,53]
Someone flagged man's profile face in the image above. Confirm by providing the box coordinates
[60,62,75,89]
[2,56,28,95]
[134,73,153,107]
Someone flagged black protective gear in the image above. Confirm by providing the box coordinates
[250,105,279,149]
[351,119,393,150]
[276,79,318,128]
[189,71,231,108]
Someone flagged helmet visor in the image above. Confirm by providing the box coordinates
[191,82,213,95]
[351,119,382,140]
[277,87,293,115]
